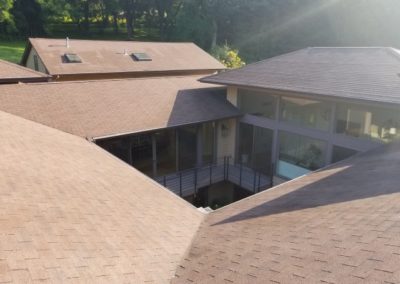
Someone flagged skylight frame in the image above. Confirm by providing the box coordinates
[64,53,82,63]
[131,52,152,62]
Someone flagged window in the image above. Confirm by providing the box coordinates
[277,132,326,179]
[335,103,400,142]
[238,89,277,119]
[331,146,358,164]
[280,96,331,131]
[155,130,176,176]
[64,53,82,63]
[33,55,39,71]
[237,123,273,174]
[131,52,152,61]
[202,122,215,165]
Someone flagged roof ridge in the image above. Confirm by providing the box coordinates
[29,37,197,45]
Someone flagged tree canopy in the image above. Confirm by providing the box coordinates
[1,0,400,65]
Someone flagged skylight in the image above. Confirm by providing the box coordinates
[64,53,82,63]
[131,52,152,61]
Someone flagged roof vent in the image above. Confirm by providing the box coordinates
[66,37,70,48]
[64,53,82,63]
[131,52,152,61]
[124,49,129,56]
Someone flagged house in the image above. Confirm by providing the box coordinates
[0,46,399,282]
[0,58,50,84]
[20,38,225,81]
[200,47,400,183]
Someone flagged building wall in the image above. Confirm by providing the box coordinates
[235,86,389,184]
[216,118,237,162]
[26,48,47,74]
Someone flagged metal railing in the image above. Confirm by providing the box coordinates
[154,157,274,197]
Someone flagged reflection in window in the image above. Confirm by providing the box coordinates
[178,125,198,171]
[278,132,326,179]
[331,146,358,164]
[335,103,400,142]
[239,89,277,119]
[131,134,154,176]
[280,96,331,131]
[155,130,176,176]
[238,123,254,166]
[202,122,215,165]
[253,126,273,174]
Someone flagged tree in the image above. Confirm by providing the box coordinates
[211,44,245,68]
[0,0,13,23]
[12,0,46,36]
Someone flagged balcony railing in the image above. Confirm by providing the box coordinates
[154,157,273,197]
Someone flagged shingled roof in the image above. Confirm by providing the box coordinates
[0,76,240,139]
[0,110,203,283]
[0,59,49,84]
[173,143,400,283]
[201,47,400,105]
[22,38,224,78]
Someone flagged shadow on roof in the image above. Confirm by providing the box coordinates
[212,144,400,226]
[167,87,240,127]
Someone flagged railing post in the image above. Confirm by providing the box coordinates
[257,172,261,193]
[209,164,212,185]
[194,168,197,196]
[223,156,226,180]
[270,163,274,188]
[253,170,257,193]
[239,162,243,187]
[163,175,166,187]
[227,157,230,181]
[179,172,182,197]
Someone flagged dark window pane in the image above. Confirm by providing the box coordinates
[131,134,153,176]
[202,122,215,165]
[331,146,358,164]
[238,123,254,166]
[155,130,176,176]
[178,126,198,171]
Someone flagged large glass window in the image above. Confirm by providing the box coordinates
[335,103,400,142]
[155,130,176,176]
[278,132,326,179]
[238,123,254,166]
[280,96,331,131]
[238,123,273,174]
[239,89,277,119]
[253,126,273,174]
[178,125,198,171]
[202,122,215,165]
[331,146,358,164]
[131,134,154,176]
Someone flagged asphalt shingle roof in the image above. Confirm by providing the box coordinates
[0,110,203,283]
[201,47,400,104]
[0,59,49,83]
[0,76,240,139]
[173,144,400,283]
[25,38,224,77]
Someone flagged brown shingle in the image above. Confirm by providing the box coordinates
[173,144,400,283]
[0,110,203,283]
[0,76,240,139]
[201,47,400,105]
[25,38,225,77]
[0,59,49,83]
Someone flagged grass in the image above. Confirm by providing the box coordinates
[0,40,25,63]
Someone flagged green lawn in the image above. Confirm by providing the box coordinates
[0,41,25,63]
